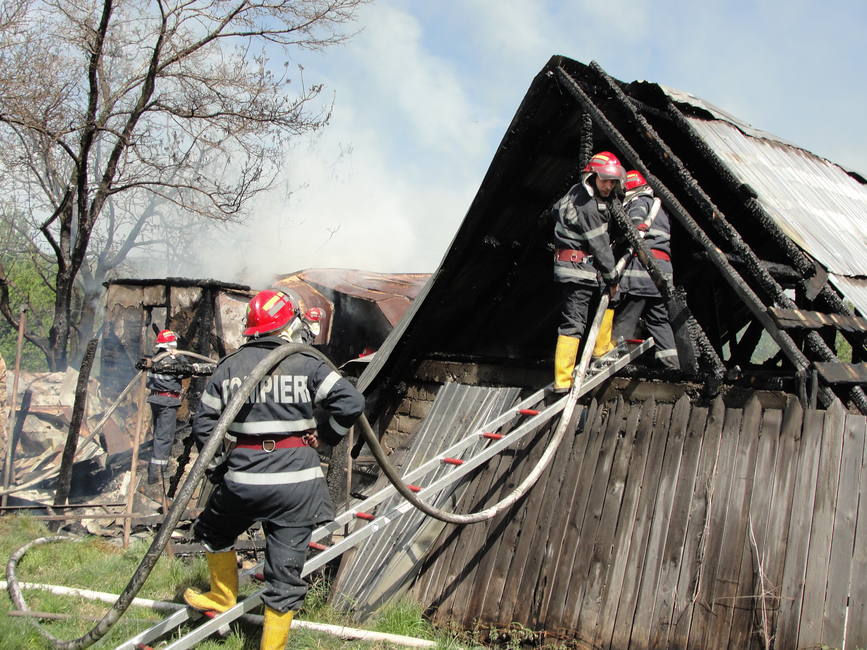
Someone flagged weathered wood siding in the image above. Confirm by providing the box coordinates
[409,391,867,649]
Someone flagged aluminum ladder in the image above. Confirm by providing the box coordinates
[119,337,654,649]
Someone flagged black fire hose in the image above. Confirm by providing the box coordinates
[7,342,569,647]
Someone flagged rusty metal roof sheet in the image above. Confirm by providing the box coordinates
[277,268,430,326]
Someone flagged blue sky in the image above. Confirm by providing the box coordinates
[196,0,867,285]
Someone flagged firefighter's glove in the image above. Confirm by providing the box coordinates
[191,362,216,376]
[135,357,153,371]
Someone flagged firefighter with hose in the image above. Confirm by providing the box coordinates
[183,289,364,649]
[551,150,626,392]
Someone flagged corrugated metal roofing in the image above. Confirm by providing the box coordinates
[684,116,867,278]
[333,382,521,617]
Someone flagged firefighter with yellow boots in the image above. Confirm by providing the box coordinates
[183,289,365,649]
[551,151,626,392]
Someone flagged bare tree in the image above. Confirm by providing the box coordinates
[0,0,366,369]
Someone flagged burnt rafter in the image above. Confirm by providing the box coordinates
[576,61,867,413]
[660,99,866,350]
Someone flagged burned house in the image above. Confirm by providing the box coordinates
[331,56,867,649]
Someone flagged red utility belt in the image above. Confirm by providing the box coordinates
[152,391,180,398]
[634,248,671,262]
[555,248,590,263]
[233,434,308,451]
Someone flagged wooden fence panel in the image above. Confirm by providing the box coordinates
[592,397,658,649]
[514,402,599,626]
[649,401,708,649]
[687,404,745,649]
[821,412,865,643]
[798,400,846,648]
[845,413,867,649]
[534,399,600,629]
[728,407,782,649]
[704,396,763,649]
[478,423,559,626]
[574,399,642,639]
[541,398,614,631]
[749,397,804,650]
[609,402,674,649]
[669,397,725,648]
[397,390,867,649]
[626,396,691,649]
[561,397,630,633]
[775,407,825,649]
[496,400,603,628]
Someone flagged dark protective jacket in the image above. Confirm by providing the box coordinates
[552,178,620,287]
[192,336,365,526]
[619,191,673,297]
[146,356,184,407]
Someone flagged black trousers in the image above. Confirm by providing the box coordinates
[557,283,597,338]
[149,403,178,464]
[194,487,315,613]
[613,295,680,369]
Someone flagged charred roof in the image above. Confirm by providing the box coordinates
[360,55,867,413]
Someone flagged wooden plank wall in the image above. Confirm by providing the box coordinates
[409,390,867,649]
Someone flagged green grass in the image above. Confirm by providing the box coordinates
[0,515,468,649]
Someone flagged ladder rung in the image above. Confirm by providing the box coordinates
[481,432,504,440]
[407,484,422,492]
[518,408,540,416]
[308,542,328,551]
[442,457,464,465]
[355,512,376,521]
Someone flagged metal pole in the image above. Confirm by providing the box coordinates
[2,306,27,507]
[123,374,148,548]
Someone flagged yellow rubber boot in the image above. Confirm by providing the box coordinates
[260,607,295,650]
[183,550,238,613]
[553,335,581,391]
[592,309,616,358]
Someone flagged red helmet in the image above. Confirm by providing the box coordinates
[155,329,177,348]
[582,151,626,184]
[243,290,298,337]
[304,307,322,322]
[625,169,648,191]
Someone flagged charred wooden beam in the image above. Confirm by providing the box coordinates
[582,61,867,412]
[814,362,867,385]
[661,98,867,349]
[769,307,867,333]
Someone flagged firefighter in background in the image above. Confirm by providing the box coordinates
[146,329,183,485]
[612,170,680,369]
[551,151,626,392]
[183,289,364,650]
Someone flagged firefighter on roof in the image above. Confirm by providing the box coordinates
[183,289,364,650]
[551,151,625,392]
[613,170,680,370]
[146,329,183,485]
